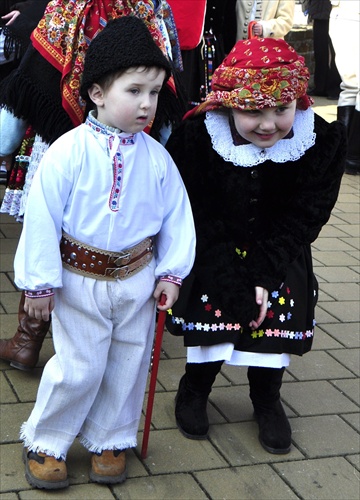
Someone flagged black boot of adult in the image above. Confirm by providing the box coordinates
[248,366,291,454]
[337,105,355,132]
[175,361,223,439]
[345,109,360,175]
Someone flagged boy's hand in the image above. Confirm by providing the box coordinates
[153,281,179,311]
[249,286,268,330]
[24,296,54,322]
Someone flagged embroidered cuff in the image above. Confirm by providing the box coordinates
[24,288,54,298]
[159,275,182,287]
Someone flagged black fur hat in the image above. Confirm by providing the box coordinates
[80,15,171,101]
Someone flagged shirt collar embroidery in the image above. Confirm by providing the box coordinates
[85,111,135,212]
[86,110,135,146]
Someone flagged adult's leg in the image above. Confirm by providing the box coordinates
[325,31,341,99]
[330,12,359,174]
[311,19,329,95]
[345,107,360,174]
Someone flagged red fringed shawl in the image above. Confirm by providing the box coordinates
[31,0,169,126]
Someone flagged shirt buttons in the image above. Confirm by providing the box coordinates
[248,217,255,224]
[250,198,258,204]
[250,170,258,179]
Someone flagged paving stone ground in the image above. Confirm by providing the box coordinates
[0,98,359,499]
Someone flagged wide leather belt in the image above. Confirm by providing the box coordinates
[60,232,153,280]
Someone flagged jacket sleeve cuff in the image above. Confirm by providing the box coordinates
[24,288,54,298]
[159,275,182,287]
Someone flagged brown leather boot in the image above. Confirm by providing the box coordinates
[0,291,50,370]
[90,449,127,484]
[23,448,68,490]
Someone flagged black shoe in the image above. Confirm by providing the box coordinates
[254,400,291,454]
[345,158,360,175]
[175,375,209,439]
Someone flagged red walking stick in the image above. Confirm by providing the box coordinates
[141,294,167,459]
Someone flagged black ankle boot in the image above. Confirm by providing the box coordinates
[175,361,223,440]
[345,109,360,175]
[337,105,355,133]
[248,367,291,454]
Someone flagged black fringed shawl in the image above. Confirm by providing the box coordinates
[0,45,74,144]
[0,1,71,144]
[0,1,48,62]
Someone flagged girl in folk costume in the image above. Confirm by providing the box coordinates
[166,37,345,454]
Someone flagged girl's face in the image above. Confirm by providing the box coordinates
[232,101,297,148]
[89,66,166,133]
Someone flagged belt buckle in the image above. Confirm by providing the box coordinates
[112,252,131,266]
[109,266,129,279]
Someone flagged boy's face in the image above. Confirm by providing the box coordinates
[89,66,166,133]
[232,100,297,149]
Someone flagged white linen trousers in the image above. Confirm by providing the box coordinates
[21,261,157,460]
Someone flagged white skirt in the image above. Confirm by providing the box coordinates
[188,343,290,368]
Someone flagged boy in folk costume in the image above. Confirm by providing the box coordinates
[15,16,195,490]
[166,38,345,454]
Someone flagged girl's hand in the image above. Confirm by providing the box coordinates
[2,10,21,25]
[153,281,179,311]
[249,286,268,330]
[24,296,54,322]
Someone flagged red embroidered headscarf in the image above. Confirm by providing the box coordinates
[31,0,172,127]
[187,37,313,118]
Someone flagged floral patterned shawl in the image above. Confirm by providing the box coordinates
[31,0,172,126]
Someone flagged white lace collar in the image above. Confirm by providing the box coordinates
[204,108,316,167]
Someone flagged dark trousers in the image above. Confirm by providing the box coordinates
[313,19,341,97]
